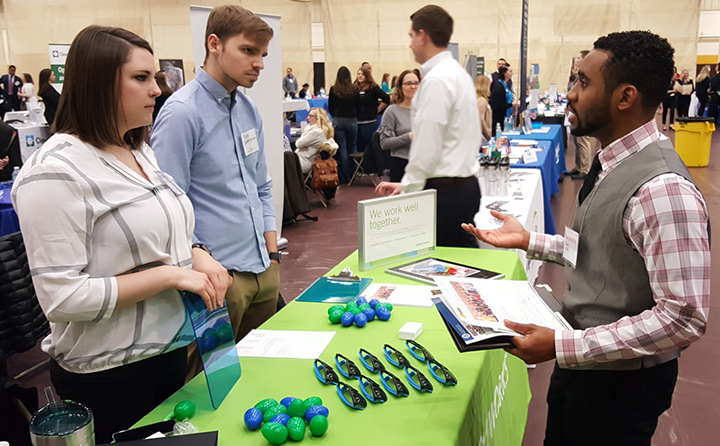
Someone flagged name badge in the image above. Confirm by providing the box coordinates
[155,171,185,196]
[563,226,579,268]
[241,128,260,156]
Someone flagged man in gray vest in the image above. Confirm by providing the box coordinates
[463,31,709,445]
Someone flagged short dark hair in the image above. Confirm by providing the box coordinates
[410,5,453,48]
[498,58,507,63]
[8,65,15,70]
[498,66,509,77]
[302,83,309,88]
[593,31,674,109]
[54,25,153,149]
[204,5,273,60]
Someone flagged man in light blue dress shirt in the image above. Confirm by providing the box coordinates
[151,6,280,370]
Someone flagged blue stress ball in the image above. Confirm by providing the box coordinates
[280,397,296,409]
[244,407,263,430]
[376,306,391,321]
[341,312,355,327]
[270,413,291,426]
[369,299,380,309]
[304,405,330,422]
[362,308,376,322]
[355,297,368,306]
[354,313,368,327]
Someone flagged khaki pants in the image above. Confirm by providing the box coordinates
[186,263,280,380]
[573,135,599,174]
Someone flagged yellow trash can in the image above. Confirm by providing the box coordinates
[674,117,715,167]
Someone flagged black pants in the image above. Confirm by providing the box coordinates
[390,156,408,182]
[709,93,720,124]
[677,95,691,118]
[662,96,676,125]
[698,94,709,117]
[50,347,187,444]
[425,176,480,248]
[544,359,678,446]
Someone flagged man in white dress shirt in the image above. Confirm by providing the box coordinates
[376,4,481,247]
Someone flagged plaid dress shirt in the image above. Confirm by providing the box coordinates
[527,119,710,368]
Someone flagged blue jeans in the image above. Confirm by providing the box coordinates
[356,120,379,153]
[333,118,357,184]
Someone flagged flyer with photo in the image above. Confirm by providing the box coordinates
[360,283,438,308]
[433,278,570,333]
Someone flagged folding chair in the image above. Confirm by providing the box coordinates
[304,171,328,207]
[348,152,379,186]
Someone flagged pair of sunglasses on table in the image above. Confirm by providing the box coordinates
[313,340,456,410]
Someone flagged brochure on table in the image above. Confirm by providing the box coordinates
[433,278,571,334]
[360,283,438,308]
[357,190,436,271]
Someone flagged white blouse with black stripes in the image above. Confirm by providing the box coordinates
[12,133,196,374]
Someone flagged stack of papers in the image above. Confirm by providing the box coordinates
[360,283,437,308]
[432,278,572,350]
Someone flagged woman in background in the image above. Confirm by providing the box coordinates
[390,75,399,91]
[381,73,391,93]
[695,65,711,117]
[490,65,513,136]
[37,68,60,127]
[13,25,229,442]
[295,107,337,175]
[475,75,492,145]
[328,66,358,183]
[675,69,693,118]
[152,71,173,122]
[662,67,678,131]
[19,73,38,107]
[354,67,389,154]
[378,69,419,182]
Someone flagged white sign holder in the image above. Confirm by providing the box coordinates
[357,190,436,271]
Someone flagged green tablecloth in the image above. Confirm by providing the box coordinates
[137,248,531,446]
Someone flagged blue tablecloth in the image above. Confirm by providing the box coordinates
[0,181,19,237]
[295,98,330,122]
[508,124,566,191]
[511,140,557,235]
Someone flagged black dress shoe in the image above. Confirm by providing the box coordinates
[571,172,587,180]
[565,169,579,176]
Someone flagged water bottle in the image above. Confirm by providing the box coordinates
[495,122,502,138]
[12,166,19,182]
[488,157,499,196]
[499,157,511,196]
[478,157,488,195]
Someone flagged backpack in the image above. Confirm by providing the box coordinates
[310,152,339,189]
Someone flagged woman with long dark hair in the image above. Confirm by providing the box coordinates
[354,66,390,154]
[490,65,514,136]
[12,25,228,442]
[37,68,60,126]
[328,66,358,183]
[152,71,173,122]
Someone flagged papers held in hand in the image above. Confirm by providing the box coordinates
[432,278,577,352]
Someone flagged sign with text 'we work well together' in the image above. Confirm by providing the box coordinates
[358,190,436,271]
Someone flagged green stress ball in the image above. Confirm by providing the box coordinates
[254,398,279,414]
[164,400,195,421]
[328,309,344,324]
[358,303,371,311]
[263,404,287,423]
[309,415,329,437]
[262,422,289,445]
[327,304,344,315]
[287,398,306,418]
[286,417,306,441]
[383,303,393,312]
[303,396,323,413]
